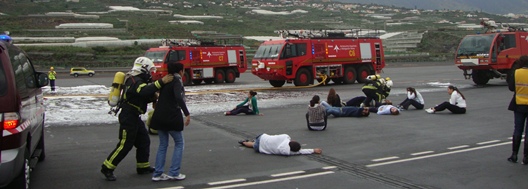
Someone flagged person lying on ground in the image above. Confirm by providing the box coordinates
[321,101,370,117]
[238,133,322,155]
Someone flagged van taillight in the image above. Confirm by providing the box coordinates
[2,112,19,130]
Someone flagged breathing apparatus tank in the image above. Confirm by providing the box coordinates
[108,72,126,107]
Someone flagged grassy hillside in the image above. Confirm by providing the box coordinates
[0,0,526,67]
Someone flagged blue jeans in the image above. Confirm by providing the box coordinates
[154,130,184,177]
[253,134,262,153]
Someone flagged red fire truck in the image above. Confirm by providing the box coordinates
[251,30,385,87]
[455,18,528,85]
[145,32,247,85]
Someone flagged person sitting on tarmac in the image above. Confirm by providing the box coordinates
[238,133,322,156]
[225,90,263,116]
[397,87,425,110]
[306,95,327,131]
[326,88,344,107]
[320,101,370,117]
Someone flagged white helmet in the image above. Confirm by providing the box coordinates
[386,79,393,88]
[131,57,156,74]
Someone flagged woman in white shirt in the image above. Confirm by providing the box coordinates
[425,85,466,114]
[398,87,425,110]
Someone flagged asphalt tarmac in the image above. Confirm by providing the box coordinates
[27,63,528,189]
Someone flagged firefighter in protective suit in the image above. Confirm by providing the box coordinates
[101,57,174,181]
[361,75,382,107]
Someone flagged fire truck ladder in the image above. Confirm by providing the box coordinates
[275,29,381,39]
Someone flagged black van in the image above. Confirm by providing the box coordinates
[0,39,48,188]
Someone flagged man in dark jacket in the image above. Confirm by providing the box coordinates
[101,57,174,181]
[150,62,191,181]
[507,55,528,164]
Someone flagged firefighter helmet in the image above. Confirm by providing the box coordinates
[132,57,156,74]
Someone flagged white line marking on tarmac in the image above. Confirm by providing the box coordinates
[203,171,335,189]
[411,151,434,156]
[271,171,305,177]
[208,179,247,185]
[322,166,337,170]
[366,141,510,167]
[477,140,501,145]
[158,186,184,189]
[372,156,399,162]
[447,145,469,150]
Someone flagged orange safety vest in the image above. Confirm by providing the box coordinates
[515,68,528,105]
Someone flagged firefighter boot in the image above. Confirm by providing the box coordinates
[101,165,117,181]
[508,135,522,163]
[137,167,155,174]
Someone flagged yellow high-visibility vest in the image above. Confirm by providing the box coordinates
[515,68,528,105]
[48,71,56,80]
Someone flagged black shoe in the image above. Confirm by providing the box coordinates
[137,167,155,175]
[101,165,117,181]
[522,156,528,165]
[508,152,518,163]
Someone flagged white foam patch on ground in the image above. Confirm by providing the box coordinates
[42,82,457,127]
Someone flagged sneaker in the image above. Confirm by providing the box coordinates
[425,108,435,114]
[168,173,186,181]
[152,173,171,182]
[137,167,155,175]
[101,166,117,181]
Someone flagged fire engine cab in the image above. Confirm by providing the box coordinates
[455,18,528,85]
[145,31,247,85]
[251,30,385,87]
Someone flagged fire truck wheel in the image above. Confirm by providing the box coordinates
[343,67,357,84]
[294,68,312,86]
[192,79,203,85]
[225,69,236,83]
[356,65,372,83]
[182,71,191,86]
[472,70,490,85]
[214,69,225,83]
[269,80,286,87]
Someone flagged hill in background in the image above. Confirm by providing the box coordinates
[338,0,528,15]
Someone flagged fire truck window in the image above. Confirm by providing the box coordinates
[297,44,306,56]
[281,44,296,58]
[503,34,516,49]
[177,50,186,60]
[168,50,186,63]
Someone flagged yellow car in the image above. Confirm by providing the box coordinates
[70,67,95,77]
